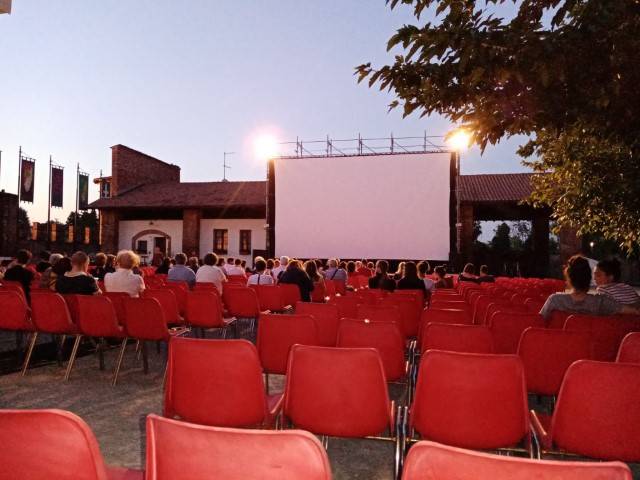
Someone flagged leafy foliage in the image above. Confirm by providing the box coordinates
[357,0,640,251]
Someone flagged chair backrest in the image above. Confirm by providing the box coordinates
[251,285,286,312]
[222,286,261,318]
[122,297,169,341]
[279,283,302,307]
[257,313,319,375]
[75,295,123,338]
[309,280,327,303]
[0,409,110,480]
[564,314,640,361]
[143,289,181,324]
[0,291,33,331]
[401,440,632,480]
[102,292,129,326]
[30,291,77,334]
[284,345,391,438]
[381,295,422,337]
[617,332,640,363]
[164,337,269,428]
[329,295,360,319]
[163,283,188,314]
[325,279,346,296]
[411,350,528,450]
[185,291,224,328]
[357,304,402,326]
[418,308,471,343]
[551,360,640,461]
[421,323,493,355]
[295,302,340,346]
[488,311,545,354]
[145,414,332,480]
[336,318,406,381]
[517,327,591,396]
[548,310,571,329]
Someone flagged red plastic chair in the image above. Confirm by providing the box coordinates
[164,337,282,428]
[531,360,640,461]
[617,332,640,363]
[409,350,530,453]
[330,294,360,319]
[548,310,571,329]
[564,314,640,361]
[417,308,471,343]
[102,292,129,326]
[145,414,332,480]
[325,278,347,296]
[279,283,302,308]
[66,295,128,383]
[337,318,407,381]
[295,301,340,346]
[143,289,182,324]
[163,282,188,315]
[283,345,400,478]
[251,285,286,312]
[310,280,327,303]
[257,313,319,389]
[488,311,545,354]
[402,440,631,480]
[185,291,236,338]
[0,409,142,480]
[420,323,493,355]
[517,327,591,396]
[357,304,402,327]
[382,295,422,337]
[0,291,35,375]
[222,286,261,325]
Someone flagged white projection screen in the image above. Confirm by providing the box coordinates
[274,152,452,260]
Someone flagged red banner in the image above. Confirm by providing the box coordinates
[51,166,64,208]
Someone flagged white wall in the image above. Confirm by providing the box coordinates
[118,220,183,257]
[200,219,266,263]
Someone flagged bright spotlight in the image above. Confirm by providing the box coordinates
[447,128,472,152]
[254,134,279,161]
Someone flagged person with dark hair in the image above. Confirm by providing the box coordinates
[540,255,639,320]
[594,259,640,305]
[279,259,314,302]
[304,260,326,301]
[188,256,199,274]
[265,258,275,277]
[93,252,109,280]
[478,265,495,283]
[49,256,72,291]
[196,252,226,293]
[168,252,196,287]
[368,260,396,292]
[56,251,100,295]
[35,250,51,273]
[156,257,171,275]
[247,259,274,286]
[4,249,35,302]
[434,265,454,289]
[417,261,435,293]
[397,261,427,292]
[459,263,479,283]
[346,261,358,284]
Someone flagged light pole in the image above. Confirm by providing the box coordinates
[447,129,471,265]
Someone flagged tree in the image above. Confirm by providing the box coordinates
[357,0,640,251]
[490,222,511,255]
[18,207,30,240]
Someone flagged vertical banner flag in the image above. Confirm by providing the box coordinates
[20,157,35,203]
[51,165,64,208]
[78,172,89,210]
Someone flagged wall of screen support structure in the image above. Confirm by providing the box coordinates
[273,152,453,260]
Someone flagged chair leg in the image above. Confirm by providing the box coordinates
[111,338,128,386]
[21,331,38,376]
[265,372,269,394]
[64,335,82,381]
[56,334,67,366]
[142,341,149,374]
[98,338,106,371]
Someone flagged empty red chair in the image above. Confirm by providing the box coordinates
[617,332,640,363]
[330,294,360,319]
[418,308,471,342]
[382,295,422,337]
[357,304,402,326]
[531,360,640,461]
[337,318,407,381]
[164,337,282,428]
[325,278,346,296]
[194,282,218,291]
[257,313,318,388]
[145,414,332,480]
[284,345,400,477]
[0,409,142,480]
[143,289,182,324]
[0,291,35,375]
[430,299,468,311]
[185,291,235,338]
[163,282,188,315]
[488,311,545,354]
[402,440,631,480]
[420,323,493,355]
[564,314,640,361]
[222,286,261,319]
[410,350,530,453]
[517,327,591,396]
[295,301,340,346]
[251,285,286,312]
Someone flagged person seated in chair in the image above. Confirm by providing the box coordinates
[323,258,348,285]
[279,260,314,302]
[434,265,454,289]
[104,250,145,297]
[458,263,480,283]
[594,258,640,306]
[478,265,495,283]
[3,249,35,302]
[397,261,427,292]
[368,260,396,292]
[56,251,100,295]
[167,253,196,287]
[247,259,274,286]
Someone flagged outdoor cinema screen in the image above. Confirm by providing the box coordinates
[273,152,452,260]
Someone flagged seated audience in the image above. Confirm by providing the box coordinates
[346,261,358,283]
[3,249,35,301]
[39,253,63,289]
[417,260,435,293]
[323,258,348,284]
[151,246,165,267]
[594,259,640,306]
[223,257,236,275]
[188,256,199,274]
[434,265,454,289]
[229,258,246,276]
[195,253,227,293]
[216,257,226,268]
[155,257,171,275]
[304,259,326,301]
[355,260,371,277]
[265,258,275,277]
[368,260,396,292]
[272,256,289,279]
[247,259,274,286]
[35,250,51,274]
[459,263,480,283]
[56,251,100,295]
[393,262,405,281]
[167,253,196,287]
[104,250,145,297]
[478,264,495,283]
[397,261,427,292]
[540,254,639,320]
[278,259,314,302]
[93,253,110,280]
[105,254,116,275]
[49,257,72,291]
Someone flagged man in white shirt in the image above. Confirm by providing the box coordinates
[272,255,289,280]
[104,250,145,297]
[228,258,246,276]
[195,252,227,294]
[247,259,274,286]
[223,257,236,275]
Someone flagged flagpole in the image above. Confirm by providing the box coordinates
[17,146,22,243]
[47,155,52,249]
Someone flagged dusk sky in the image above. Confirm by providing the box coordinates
[0,0,527,224]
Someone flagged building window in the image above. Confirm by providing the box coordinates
[213,229,228,254]
[239,230,252,255]
[136,240,148,254]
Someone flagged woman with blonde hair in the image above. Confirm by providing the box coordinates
[104,250,145,297]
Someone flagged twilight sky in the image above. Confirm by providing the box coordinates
[0,0,527,223]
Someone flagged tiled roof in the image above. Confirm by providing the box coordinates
[89,181,266,209]
[459,173,535,203]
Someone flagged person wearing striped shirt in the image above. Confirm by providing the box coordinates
[594,259,640,306]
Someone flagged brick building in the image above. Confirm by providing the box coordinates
[90,145,267,264]
[0,191,18,256]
